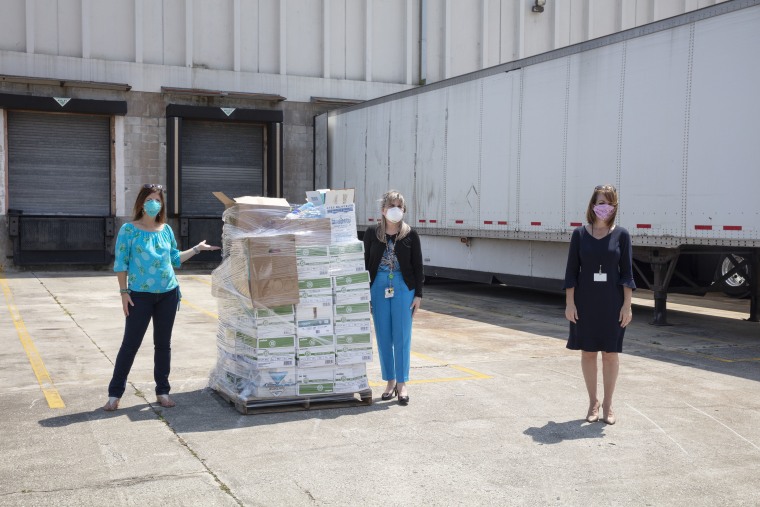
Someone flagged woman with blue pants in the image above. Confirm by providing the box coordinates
[364,190,424,405]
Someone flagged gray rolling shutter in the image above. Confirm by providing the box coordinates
[7,111,111,216]
[180,120,264,216]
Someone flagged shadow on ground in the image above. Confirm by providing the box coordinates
[523,419,607,444]
[38,388,391,432]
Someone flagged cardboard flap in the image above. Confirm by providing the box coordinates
[213,192,290,209]
[324,189,355,205]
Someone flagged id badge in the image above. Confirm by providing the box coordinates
[385,287,395,298]
[594,273,608,282]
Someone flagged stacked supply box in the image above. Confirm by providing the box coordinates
[210,190,372,407]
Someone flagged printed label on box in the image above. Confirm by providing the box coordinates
[334,364,369,393]
[333,271,371,288]
[296,298,334,335]
[236,333,296,369]
[325,203,357,244]
[336,333,373,365]
[297,335,336,367]
[334,315,372,335]
[329,242,364,256]
[333,288,371,305]
[242,367,298,399]
[334,302,371,317]
[296,367,335,396]
[298,277,333,298]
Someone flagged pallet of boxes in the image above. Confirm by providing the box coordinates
[209,190,373,414]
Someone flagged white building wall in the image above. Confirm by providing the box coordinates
[0,0,730,92]
[90,0,135,62]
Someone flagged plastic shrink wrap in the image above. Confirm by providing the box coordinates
[209,192,371,405]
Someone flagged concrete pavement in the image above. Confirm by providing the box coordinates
[1,271,758,506]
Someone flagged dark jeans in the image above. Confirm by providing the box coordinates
[108,287,179,398]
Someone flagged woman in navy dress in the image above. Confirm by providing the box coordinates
[564,184,635,425]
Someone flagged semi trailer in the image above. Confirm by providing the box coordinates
[317,0,760,324]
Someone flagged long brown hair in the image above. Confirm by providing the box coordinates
[375,189,411,242]
[585,184,618,227]
[131,184,167,224]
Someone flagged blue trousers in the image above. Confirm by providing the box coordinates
[108,288,179,398]
[370,270,416,383]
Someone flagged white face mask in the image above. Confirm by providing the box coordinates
[385,206,404,224]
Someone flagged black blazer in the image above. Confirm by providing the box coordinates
[363,225,424,297]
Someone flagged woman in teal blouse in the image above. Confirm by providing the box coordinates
[103,184,219,411]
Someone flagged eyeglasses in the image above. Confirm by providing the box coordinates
[595,184,616,192]
[143,184,164,191]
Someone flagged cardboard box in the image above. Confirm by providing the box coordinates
[213,193,290,231]
[335,333,373,365]
[329,241,365,275]
[325,203,358,244]
[296,245,331,278]
[334,314,372,335]
[333,271,370,291]
[333,287,371,305]
[295,297,334,336]
[334,364,369,393]
[334,302,371,318]
[298,276,333,298]
[235,331,296,369]
[296,334,336,368]
[296,367,335,396]
[247,235,300,308]
[242,367,298,399]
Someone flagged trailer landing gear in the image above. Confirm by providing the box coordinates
[748,251,759,323]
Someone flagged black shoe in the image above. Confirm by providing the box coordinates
[381,386,398,401]
[398,393,409,406]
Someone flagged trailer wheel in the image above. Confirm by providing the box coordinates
[714,254,751,298]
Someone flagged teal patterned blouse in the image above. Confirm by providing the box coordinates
[113,223,181,293]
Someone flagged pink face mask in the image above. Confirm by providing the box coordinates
[593,204,615,221]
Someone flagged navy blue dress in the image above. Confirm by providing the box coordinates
[563,226,636,352]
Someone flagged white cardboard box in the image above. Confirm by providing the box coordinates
[333,287,371,305]
[334,314,372,335]
[241,367,298,399]
[296,334,336,368]
[325,203,358,244]
[334,364,369,393]
[298,276,333,298]
[296,297,334,336]
[235,331,296,369]
[296,367,335,396]
[296,246,331,278]
[335,333,373,365]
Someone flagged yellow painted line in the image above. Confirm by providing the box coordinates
[181,298,219,320]
[189,275,212,287]
[0,273,65,409]
[411,351,493,379]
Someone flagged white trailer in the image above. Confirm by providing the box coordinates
[317,0,760,324]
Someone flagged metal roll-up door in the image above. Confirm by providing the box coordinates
[7,111,111,215]
[180,120,265,216]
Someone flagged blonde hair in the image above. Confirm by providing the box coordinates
[375,189,411,242]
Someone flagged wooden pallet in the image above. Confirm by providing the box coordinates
[213,386,374,415]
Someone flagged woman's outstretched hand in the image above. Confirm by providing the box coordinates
[196,240,221,252]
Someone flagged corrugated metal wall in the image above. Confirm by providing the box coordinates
[7,111,110,215]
